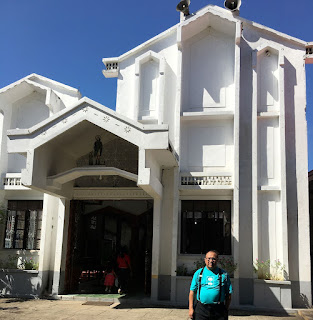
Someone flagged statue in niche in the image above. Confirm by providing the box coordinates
[93,135,103,165]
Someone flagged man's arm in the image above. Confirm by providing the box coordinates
[189,290,195,319]
[225,273,232,310]
[225,294,231,310]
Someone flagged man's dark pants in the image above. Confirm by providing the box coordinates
[194,302,227,320]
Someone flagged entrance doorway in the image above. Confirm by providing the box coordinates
[65,200,153,296]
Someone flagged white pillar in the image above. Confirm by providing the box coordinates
[170,167,179,302]
[251,49,259,270]
[232,21,241,307]
[151,198,161,300]
[51,198,66,295]
[59,199,71,294]
[278,53,289,278]
[133,73,140,121]
[38,194,54,295]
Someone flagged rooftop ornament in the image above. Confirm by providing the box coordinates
[224,0,242,11]
[176,0,190,16]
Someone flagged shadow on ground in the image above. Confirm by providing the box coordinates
[115,303,295,318]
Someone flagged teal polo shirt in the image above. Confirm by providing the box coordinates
[190,267,232,305]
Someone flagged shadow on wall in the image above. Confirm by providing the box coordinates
[284,57,303,308]
[0,270,42,297]
[238,37,254,306]
[237,39,309,310]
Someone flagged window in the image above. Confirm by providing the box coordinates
[181,200,231,255]
[4,200,42,250]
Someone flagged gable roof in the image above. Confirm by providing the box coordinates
[7,96,169,154]
[0,73,80,95]
[103,4,307,66]
[0,73,81,104]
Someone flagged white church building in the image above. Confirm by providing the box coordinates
[0,3,311,310]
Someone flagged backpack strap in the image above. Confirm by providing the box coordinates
[197,267,205,302]
[218,268,223,303]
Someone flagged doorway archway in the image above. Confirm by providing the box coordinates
[65,200,153,296]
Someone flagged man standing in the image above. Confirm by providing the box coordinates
[189,250,232,320]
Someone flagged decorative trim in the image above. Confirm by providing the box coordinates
[73,188,152,200]
[102,58,119,78]
[254,279,291,285]
[0,269,39,274]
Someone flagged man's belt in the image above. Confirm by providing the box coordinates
[198,301,225,307]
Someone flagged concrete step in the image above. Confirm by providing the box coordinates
[298,309,313,320]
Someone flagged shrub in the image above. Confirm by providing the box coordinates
[22,258,39,270]
[0,255,18,269]
[253,259,285,280]
[176,264,188,276]
[218,257,237,277]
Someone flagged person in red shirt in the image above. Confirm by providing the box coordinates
[116,247,132,294]
[103,263,117,293]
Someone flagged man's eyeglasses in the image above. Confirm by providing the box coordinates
[205,258,217,261]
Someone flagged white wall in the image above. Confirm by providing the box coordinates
[257,192,283,266]
[10,92,49,129]
[181,119,234,173]
[257,118,281,187]
[116,32,178,125]
[32,77,81,107]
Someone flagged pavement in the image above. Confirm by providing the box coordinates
[0,297,311,320]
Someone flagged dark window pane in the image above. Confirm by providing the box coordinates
[193,201,206,212]
[181,200,231,255]
[4,201,43,250]
[181,200,193,212]
[4,211,16,248]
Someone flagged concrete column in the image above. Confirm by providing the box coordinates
[238,40,254,305]
[232,21,241,307]
[59,199,71,294]
[295,67,312,306]
[158,72,165,125]
[278,54,289,277]
[151,198,161,300]
[170,167,179,302]
[52,198,66,295]
[133,73,140,121]
[38,194,54,295]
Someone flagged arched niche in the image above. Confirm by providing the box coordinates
[182,27,235,111]
[134,51,166,124]
[256,44,283,113]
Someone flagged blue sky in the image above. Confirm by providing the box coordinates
[1,0,313,169]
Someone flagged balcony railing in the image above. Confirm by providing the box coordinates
[180,174,232,187]
[3,174,29,190]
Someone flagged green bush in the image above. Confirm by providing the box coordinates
[176,264,188,276]
[218,257,237,277]
[253,258,285,280]
[22,258,39,270]
[0,255,18,269]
